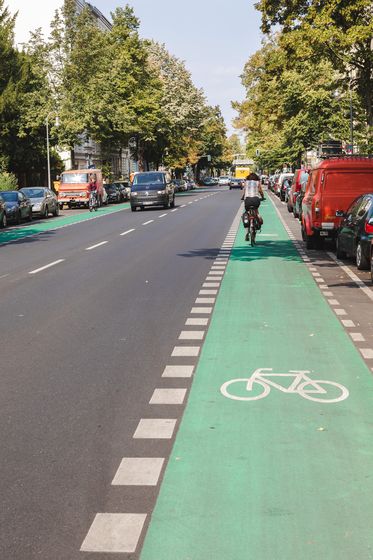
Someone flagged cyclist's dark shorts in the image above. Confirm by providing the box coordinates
[244,196,261,210]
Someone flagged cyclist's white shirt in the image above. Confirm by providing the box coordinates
[243,180,260,198]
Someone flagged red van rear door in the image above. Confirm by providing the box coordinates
[321,170,373,228]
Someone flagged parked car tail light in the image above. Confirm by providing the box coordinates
[365,221,373,234]
[315,199,320,214]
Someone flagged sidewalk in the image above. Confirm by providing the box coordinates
[141,197,373,559]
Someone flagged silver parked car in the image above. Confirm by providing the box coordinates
[20,187,60,218]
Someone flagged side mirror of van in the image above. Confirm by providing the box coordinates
[335,210,346,217]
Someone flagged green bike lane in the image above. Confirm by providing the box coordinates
[0,202,130,245]
[141,199,373,559]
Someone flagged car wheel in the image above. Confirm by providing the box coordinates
[131,206,136,212]
[53,204,60,217]
[0,213,6,228]
[370,251,373,283]
[15,211,21,225]
[356,241,369,270]
[44,206,49,218]
[27,209,32,221]
[170,196,175,208]
[336,236,346,259]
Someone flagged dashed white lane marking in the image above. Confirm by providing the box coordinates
[142,220,154,225]
[112,458,164,486]
[199,289,218,295]
[341,319,356,327]
[312,272,321,277]
[150,388,187,405]
[327,251,373,303]
[133,418,177,439]
[319,284,328,290]
[120,228,135,236]
[350,333,366,342]
[207,271,224,276]
[180,204,186,208]
[360,349,373,359]
[85,241,108,251]
[195,297,215,304]
[359,348,373,360]
[323,291,334,297]
[334,308,347,316]
[162,365,194,378]
[81,513,147,553]
[327,299,340,305]
[186,317,209,326]
[0,274,9,279]
[190,307,212,315]
[203,282,220,288]
[171,346,200,356]
[211,266,226,270]
[170,208,178,212]
[158,213,167,218]
[29,259,65,274]
[179,330,205,340]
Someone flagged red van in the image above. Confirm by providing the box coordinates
[287,169,308,215]
[301,157,373,249]
[58,169,104,209]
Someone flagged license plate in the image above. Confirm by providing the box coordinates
[320,231,329,236]
[143,201,153,206]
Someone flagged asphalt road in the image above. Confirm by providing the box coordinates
[0,188,240,559]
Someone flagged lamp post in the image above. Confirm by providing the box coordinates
[46,113,59,190]
[349,75,354,154]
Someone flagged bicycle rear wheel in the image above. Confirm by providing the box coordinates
[250,223,256,246]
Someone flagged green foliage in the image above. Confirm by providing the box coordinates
[255,0,373,148]
[0,170,18,190]
[234,34,355,169]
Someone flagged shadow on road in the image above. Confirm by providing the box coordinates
[178,240,302,263]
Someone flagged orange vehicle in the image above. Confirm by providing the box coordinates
[301,156,373,249]
[58,169,104,209]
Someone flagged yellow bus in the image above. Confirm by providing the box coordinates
[232,157,254,179]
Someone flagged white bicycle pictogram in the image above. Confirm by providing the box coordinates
[220,368,349,403]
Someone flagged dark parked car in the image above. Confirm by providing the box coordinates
[130,172,175,211]
[201,177,217,186]
[294,180,307,221]
[229,178,244,190]
[0,195,7,228]
[20,187,59,217]
[112,181,130,200]
[336,193,373,270]
[1,190,32,224]
[174,179,187,192]
[104,184,122,203]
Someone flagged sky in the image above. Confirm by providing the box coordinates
[10,0,263,134]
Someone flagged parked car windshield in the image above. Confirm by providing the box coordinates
[21,188,45,198]
[133,173,165,186]
[105,185,116,192]
[0,192,18,201]
[62,173,89,184]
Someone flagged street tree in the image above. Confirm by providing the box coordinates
[255,0,373,150]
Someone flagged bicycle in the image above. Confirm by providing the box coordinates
[89,190,98,212]
[220,368,349,404]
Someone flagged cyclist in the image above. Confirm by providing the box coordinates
[88,175,98,208]
[241,172,264,239]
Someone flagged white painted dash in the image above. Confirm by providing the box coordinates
[29,259,65,274]
[80,513,147,553]
[112,457,164,486]
[85,241,108,251]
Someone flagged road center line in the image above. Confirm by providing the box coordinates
[142,220,154,226]
[120,228,135,236]
[29,259,65,275]
[85,241,108,251]
[158,214,167,218]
